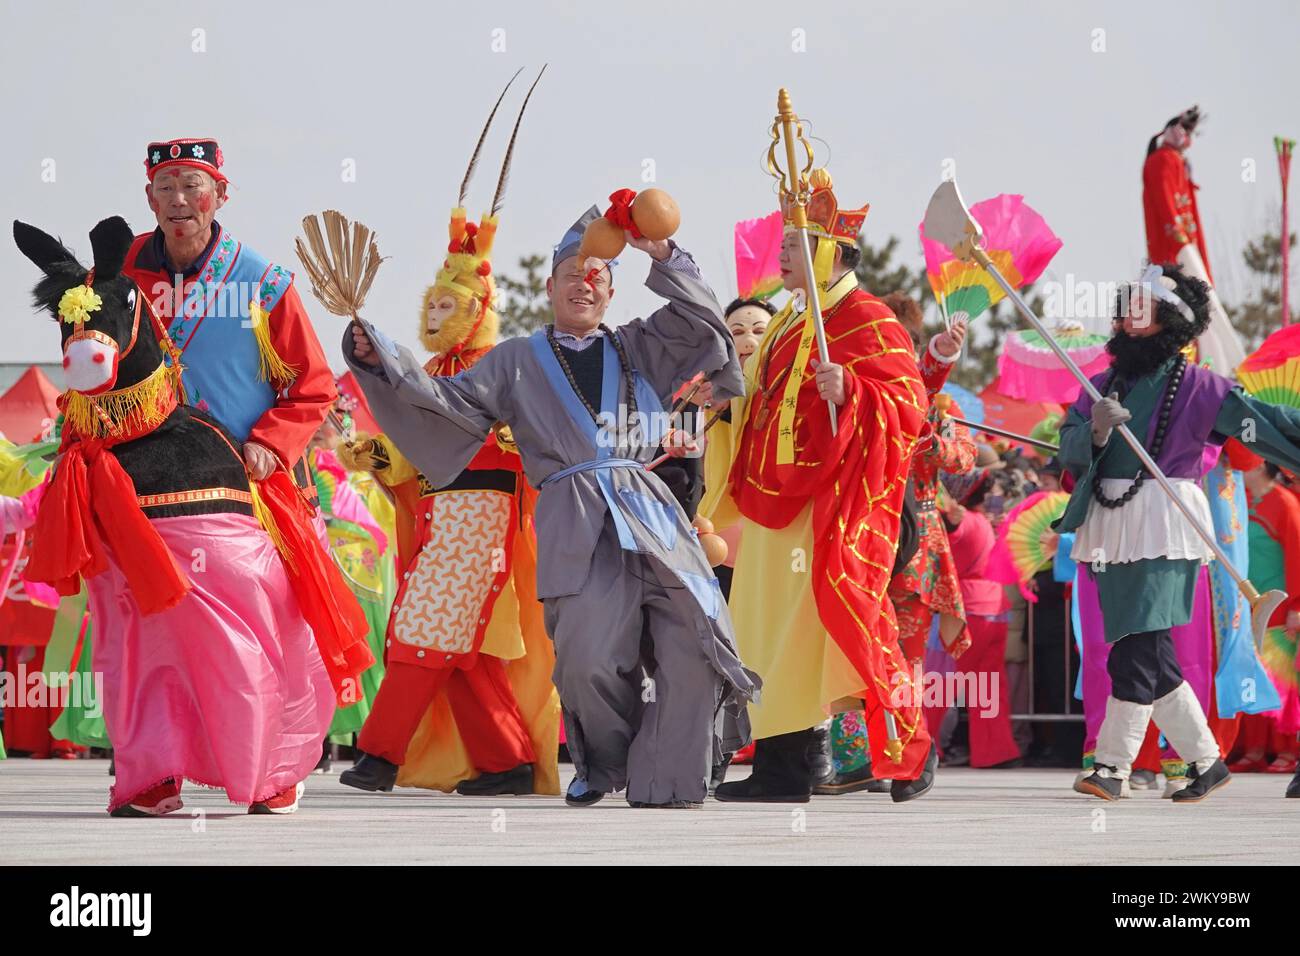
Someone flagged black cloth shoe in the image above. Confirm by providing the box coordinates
[1075,768,1124,801]
[813,763,891,795]
[313,742,332,775]
[890,744,938,803]
[1286,767,1300,799]
[808,725,835,785]
[715,729,815,803]
[455,763,534,796]
[564,776,605,807]
[339,753,398,792]
[1171,759,1231,803]
[714,773,810,803]
[628,799,703,809]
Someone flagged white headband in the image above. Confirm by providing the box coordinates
[1128,264,1195,324]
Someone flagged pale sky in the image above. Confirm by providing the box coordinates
[2,0,1297,375]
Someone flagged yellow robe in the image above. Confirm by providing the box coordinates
[702,387,864,740]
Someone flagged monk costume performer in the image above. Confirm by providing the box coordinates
[345,202,758,809]
[704,166,937,804]
[1062,264,1300,803]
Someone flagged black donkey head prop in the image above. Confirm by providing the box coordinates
[13,216,251,518]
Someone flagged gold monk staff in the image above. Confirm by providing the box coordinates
[767,88,837,436]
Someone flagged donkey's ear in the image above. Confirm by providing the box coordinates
[89,216,135,279]
[13,220,77,276]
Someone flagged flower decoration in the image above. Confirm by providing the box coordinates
[57,284,103,325]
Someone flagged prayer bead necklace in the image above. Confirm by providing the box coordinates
[545,323,639,427]
[1092,354,1187,510]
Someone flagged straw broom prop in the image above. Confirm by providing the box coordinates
[923,178,1287,646]
[295,210,384,326]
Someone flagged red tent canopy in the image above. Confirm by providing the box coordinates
[0,367,60,444]
[977,381,1064,455]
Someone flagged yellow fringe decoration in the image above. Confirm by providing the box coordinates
[61,362,182,439]
[248,481,297,574]
[248,301,300,385]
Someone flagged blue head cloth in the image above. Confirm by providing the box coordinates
[552,204,618,277]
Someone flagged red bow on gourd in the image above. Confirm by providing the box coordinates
[603,188,642,239]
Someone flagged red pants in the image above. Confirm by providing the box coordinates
[358,656,536,771]
[0,645,77,756]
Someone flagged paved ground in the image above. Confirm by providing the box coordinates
[0,759,1296,865]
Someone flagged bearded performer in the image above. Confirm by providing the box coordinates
[1143,107,1246,376]
[703,167,936,804]
[818,298,973,794]
[124,138,337,496]
[336,190,560,797]
[347,192,756,808]
[1061,265,1300,802]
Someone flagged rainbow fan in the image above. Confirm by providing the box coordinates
[1237,323,1300,407]
[919,193,1062,325]
[986,490,1069,599]
[998,325,1111,404]
[1258,627,1298,688]
[734,211,784,300]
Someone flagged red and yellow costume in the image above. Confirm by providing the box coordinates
[339,206,560,794]
[704,168,932,779]
[889,341,977,662]
[1143,144,1209,276]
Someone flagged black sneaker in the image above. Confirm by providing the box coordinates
[890,744,938,803]
[1286,767,1300,799]
[714,773,810,803]
[1170,759,1231,803]
[339,753,398,792]
[1075,769,1124,801]
[455,763,534,796]
[564,776,605,807]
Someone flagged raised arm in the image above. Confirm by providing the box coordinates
[343,322,507,488]
[614,241,744,406]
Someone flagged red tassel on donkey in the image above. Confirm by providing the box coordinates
[14,216,372,817]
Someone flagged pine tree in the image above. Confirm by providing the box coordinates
[496,253,551,338]
[1224,229,1297,350]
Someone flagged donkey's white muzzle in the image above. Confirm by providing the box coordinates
[63,335,118,394]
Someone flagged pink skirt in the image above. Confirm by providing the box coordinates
[91,513,334,811]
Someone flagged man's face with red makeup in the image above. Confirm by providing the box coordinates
[145,167,226,243]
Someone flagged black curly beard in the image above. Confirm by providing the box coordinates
[1106,323,1191,380]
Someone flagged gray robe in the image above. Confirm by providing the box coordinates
[345,250,760,803]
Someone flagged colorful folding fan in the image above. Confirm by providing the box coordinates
[734,211,784,300]
[1237,323,1300,407]
[1259,626,1298,689]
[919,193,1062,325]
[986,490,1070,600]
